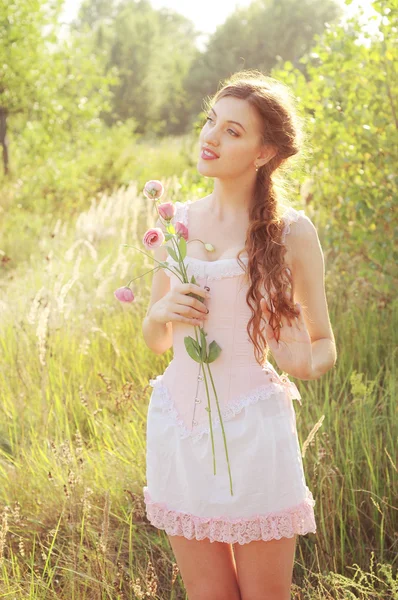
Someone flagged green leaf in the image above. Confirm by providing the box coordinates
[188,291,205,303]
[207,341,222,363]
[184,336,202,362]
[179,236,187,260]
[167,246,179,261]
[169,265,185,277]
[199,328,208,361]
[186,274,204,302]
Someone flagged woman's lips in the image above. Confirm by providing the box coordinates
[201,148,219,160]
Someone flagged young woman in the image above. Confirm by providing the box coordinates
[142,71,336,600]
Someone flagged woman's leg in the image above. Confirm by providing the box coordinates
[168,534,241,600]
[233,535,297,600]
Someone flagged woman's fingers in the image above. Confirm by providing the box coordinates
[262,297,304,328]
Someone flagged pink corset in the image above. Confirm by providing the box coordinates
[149,201,305,443]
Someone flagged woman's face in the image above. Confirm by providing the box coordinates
[197,96,268,180]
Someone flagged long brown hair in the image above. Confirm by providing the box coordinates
[203,70,305,367]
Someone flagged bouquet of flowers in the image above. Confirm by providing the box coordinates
[114,181,234,496]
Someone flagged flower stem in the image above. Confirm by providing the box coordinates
[193,325,217,475]
[121,243,165,264]
[126,266,160,285]
[205,363,234,496]
[171,236,187,275]
[144,229,219,481]
[121,244,183,280]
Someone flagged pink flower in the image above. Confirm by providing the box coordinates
[114,287,134,303]
[158,202,176,221]
[144,180,164,200]
[175,221,188,241]
[143,227,165,250]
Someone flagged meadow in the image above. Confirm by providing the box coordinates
[0,133,396,598]
[0,0,397,594]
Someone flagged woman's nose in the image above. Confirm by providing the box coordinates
[203,129,220,146]
[203,136,220,148]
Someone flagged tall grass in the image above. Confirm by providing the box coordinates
[0,178,396,598]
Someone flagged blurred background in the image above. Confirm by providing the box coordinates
[0,0,396,598]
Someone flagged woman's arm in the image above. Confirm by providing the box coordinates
[284,214,337,380]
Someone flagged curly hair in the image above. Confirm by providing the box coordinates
[203,70,306,367]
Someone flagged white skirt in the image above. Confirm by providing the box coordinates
[143,382,316,545]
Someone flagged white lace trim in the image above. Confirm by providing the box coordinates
[165,200,248,279]
[164,255,248,280]
[149,370,302,443]
[163,201,305,280]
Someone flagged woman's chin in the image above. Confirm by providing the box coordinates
[197,160,218,176]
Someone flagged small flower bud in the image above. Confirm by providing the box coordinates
[158,202,176,221]
[114,287,134,303]
[143,180,164,200]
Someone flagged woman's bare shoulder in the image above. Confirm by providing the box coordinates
[283,210,322,273]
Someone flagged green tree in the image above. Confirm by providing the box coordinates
[273,0,397,299]
[0,0,62,174]
[0,0,115,177]
[184,0,342,118]
[74,0,197,135]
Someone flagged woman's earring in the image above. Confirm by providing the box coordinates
[255,163,259,172]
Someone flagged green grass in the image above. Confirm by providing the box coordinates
[0,173,396,598]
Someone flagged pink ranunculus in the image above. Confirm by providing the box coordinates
[158,202,176,221]
[114,287,134,303]
[143,180,164,200]
[175,221,188,241]
[143,227,165,250]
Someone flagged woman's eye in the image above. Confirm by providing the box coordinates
[205,116,238,137]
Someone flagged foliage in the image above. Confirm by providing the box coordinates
[0,181,396,597]
[71,0,341,134]
[0,0,117,177]
[272,0,397,302]
[184,0,342,117]
[73,0,198,135]
[0,0,62,116]
[0,133,199,269]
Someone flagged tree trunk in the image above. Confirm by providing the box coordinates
[0,108,10,176]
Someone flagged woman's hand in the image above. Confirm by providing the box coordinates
[260,298,313,379]
[149,283,210,327]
